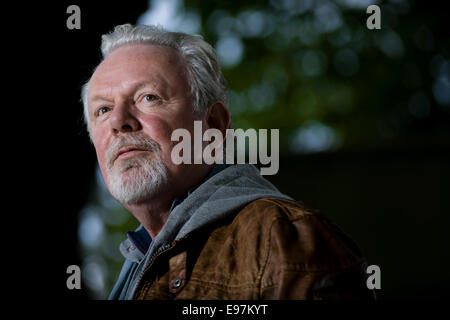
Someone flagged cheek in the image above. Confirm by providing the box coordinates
[92,128,110,169]
[139,117,176,165]
[93,145,110,186]
[141,114,200,168]
[140,117,172,149]
[141,114,196,149]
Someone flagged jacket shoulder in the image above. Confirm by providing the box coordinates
[239,198,372,299]
[242,197,321,221]
[237,197,365,269]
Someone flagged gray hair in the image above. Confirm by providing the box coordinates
[81,24,229,139]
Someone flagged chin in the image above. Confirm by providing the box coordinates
[107,163,169,205]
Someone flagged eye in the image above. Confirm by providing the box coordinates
[143,94,158,102]
[96,106,111,117]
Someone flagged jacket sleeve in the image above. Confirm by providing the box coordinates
[259,212,376,300]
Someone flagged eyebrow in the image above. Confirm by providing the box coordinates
[89,79,164,104]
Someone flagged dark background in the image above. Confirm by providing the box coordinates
[18,0,449,300]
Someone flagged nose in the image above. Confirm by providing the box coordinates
[109,101,141,135]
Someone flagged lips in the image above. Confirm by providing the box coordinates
[114,146,147,162]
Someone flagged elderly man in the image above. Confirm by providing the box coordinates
[82,24,373,300]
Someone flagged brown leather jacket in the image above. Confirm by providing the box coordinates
[133,198,374,300]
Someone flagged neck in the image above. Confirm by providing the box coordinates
[123,192,173,239]
[122,164,215,239]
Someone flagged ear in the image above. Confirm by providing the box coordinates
[205,101,230,137]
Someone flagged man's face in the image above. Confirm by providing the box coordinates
[88,44,206,204]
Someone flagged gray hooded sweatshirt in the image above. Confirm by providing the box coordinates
[108,163,292,300]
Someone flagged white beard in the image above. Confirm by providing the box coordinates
[105,134,169,205]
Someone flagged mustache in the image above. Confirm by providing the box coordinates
[106,134,161,169]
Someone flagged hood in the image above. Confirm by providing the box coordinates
[149,164,292,257]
